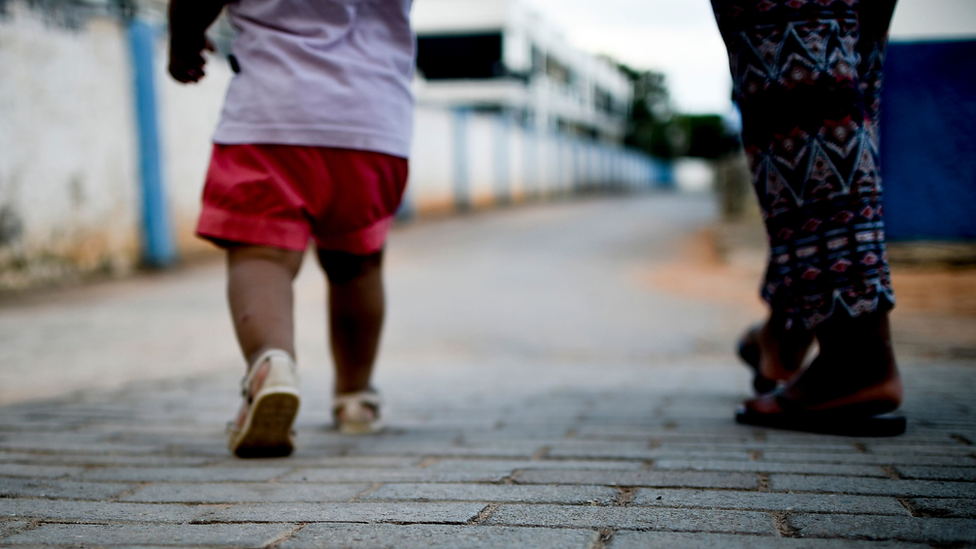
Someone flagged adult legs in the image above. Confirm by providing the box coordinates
[713,0,902,419]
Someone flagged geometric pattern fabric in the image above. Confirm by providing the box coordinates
[711,0,898,330]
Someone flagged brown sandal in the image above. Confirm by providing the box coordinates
[735,385,905,437]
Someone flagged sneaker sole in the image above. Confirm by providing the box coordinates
[230,391,300,458]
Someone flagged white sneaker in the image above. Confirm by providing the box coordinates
[227,349,300,457]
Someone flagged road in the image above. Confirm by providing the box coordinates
[1,193,974,547]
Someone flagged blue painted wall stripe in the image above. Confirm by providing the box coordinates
[128,19,175,267]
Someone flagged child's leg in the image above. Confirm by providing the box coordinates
[317,249,385,395]
[227,246,305,365]
[225,245,305,457]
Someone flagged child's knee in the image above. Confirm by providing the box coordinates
[318,249,383,285]
[228,246,304,276]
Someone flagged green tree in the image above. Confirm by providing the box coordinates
[619,66,686,159]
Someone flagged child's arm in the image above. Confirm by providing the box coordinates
[168,0,227,84]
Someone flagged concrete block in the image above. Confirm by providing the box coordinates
[279,468,510,483]
[0,499,216,523]
[515,470,758,490]
[761,451,976,467]
[770,476,976,498]
[654,460,886,477]
[0,521,35,539]
[279,456,419,468]
[790,514,976,544]
[633,489,907,515]
[0,477,135,500]
[0,452,214,467]
[611,531,931,549]
[484,504,776,534]
[0,523,295,546]
[895,466,976,481]
[362,483,618,504]
[281,524,597,549]
[0,464,81,478]
[425,458,642,472]
[76,466,293,482]
[199,502,486,524]
[908,498,976,518]
[121,482,369,504]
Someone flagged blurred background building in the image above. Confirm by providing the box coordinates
[0,0,973,292]
[0,0,662,290]
[413,0,631,142]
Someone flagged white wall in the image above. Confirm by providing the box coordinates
[0,3,662,290]
[0,6,139,288]
[406,107,662,215]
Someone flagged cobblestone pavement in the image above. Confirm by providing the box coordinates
[2,194,975,548]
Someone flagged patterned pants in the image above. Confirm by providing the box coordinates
[712,0,898,330]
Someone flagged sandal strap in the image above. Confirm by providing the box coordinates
[241,349,295,398]
[333,390,382,415]
[772,386,804,413]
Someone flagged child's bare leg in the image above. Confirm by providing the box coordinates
[227,246,305,366]
[317,249,385,395]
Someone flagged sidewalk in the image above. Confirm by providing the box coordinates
[1,194,975,548]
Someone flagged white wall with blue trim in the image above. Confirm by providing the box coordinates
[0,1,664,289]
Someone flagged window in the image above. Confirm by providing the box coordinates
[417,33,505,80]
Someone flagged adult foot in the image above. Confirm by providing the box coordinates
[737,311,904,436]
[738,315,814,393]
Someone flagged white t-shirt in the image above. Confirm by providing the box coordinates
[213,0,415,158]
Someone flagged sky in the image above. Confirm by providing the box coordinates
[523,0,976,115]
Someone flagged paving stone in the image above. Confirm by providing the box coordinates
[0,477,135,500]
[0,464,82,479]
[276,456,419,468]
[655,442,860,454]
[760,452,976,467]
[632,489,907,515]
[907,498,976,519]
[0,523,295,546]
[484,504,775,534]
[770,475,976,498]
[0,436,163,455]
[0,521,35,539]
[280,524,597,549]
[862,444,976,456]
[348,441,545,459]
[547,442,753,461]
[199,502,486,524]
[362,483,618,504]
[75,466,293,482]
[515,469,758,489]
[0,452,215,467]
[279,467,511,483]
[895,466,976,481]
[610,531,931,549]
[121,482,369,503]
[790,514,976,544]
[1,196,976,547]
[654,459,886,477]
[425,458,642,472]
[0,499,216,523]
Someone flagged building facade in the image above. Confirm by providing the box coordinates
[412,0,632,142]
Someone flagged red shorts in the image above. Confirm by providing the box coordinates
[196,144,408,255]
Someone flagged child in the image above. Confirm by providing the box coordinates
[168,0,415,457]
